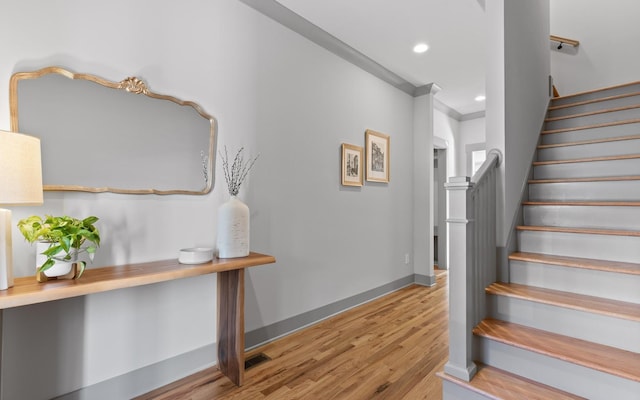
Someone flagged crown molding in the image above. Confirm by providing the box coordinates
[460,110,486,121]
[433,98,462,120]
[414,83,442,97]
[238,0,415,96]
[238,0,485,121]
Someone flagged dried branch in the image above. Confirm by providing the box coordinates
[220,146,259,196]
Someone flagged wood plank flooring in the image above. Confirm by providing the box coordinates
[541,118,640,134]
[136,270,449,400]
[473,319,640,382]
[544,104,640,122]
[529,175,640,184]
[549,87,640,108]
[516,225,640,237]
[437,364,586,400]
[508,251,640,275]
[486,282,640,321]
[523,201,640,206]
[537,134,640,149]
[532,153,640,165]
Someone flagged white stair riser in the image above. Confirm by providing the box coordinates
[442,381,492,400]
[533,158,640,179]
[545,108,640,131]
[509,260,640,303]
[538,138,640,161]
[548,94,640,118]
[518,230,640,263]
[524,205,640,230]
[529,181,640,202]
[476,338,640,400]
[542,122,640,144]
[488,296,640,353]
[551,83,640,106]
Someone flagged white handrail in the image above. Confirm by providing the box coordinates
[471,149,502,185]
[443,148,501,382]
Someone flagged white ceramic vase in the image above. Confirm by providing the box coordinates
[36,241,76,277]
[216,196,250,258]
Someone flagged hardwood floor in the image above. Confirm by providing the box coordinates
[136,270,449,400]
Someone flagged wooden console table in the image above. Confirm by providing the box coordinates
[0,252,275,388]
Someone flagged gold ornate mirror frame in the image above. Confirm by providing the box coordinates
[10,66,216,195]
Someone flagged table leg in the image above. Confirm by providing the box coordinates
[217,268,245,386]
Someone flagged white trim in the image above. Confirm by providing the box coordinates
[237,0,415,95]
[434,98,463,120]
[56,344,217,400]
[460,110,486,121]
[238,0,484,121]
[433,136,449,149]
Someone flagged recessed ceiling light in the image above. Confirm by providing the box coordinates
[413,43,429,54]
[475,95,486,102]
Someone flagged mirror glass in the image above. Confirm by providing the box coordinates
[10,67,215,194]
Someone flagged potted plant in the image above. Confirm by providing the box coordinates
[17,215,100,279]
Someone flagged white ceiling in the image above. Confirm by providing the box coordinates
[274,0,487,116]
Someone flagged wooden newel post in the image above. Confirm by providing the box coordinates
[443,176,478,381]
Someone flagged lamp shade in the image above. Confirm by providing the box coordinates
[0,130,43,205]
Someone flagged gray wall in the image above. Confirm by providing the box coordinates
[457,117,486,177]
[1,0,416,398]
[551,0,640,95]
[486,0,551,245]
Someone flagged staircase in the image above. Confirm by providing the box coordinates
[440,82,640,399]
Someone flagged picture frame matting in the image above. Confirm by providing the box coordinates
[341,143,364,187]
[365,129,390,183]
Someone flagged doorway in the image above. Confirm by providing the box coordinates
[433,148,447,270]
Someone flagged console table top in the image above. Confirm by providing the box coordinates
[0,252,275,309]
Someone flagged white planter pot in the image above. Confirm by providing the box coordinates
[36,241,76,277]
[216,196,250,258]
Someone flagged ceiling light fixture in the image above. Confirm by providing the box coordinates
[475,95,486,102]
[413,43,429,54]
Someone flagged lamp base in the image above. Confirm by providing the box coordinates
[0,209,14,290]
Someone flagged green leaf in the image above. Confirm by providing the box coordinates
[61,236,72,252]
[76,261,86,279]
[83,216,99,225]
[38,258,55,272]
[42,244,63,257]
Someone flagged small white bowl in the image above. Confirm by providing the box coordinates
[179,247,214,264]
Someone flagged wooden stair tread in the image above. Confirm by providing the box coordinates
[538,134,640,149]
[509,251,640,276]
[542,118,640,135]
[486,282,640,322]
[529,175,640,184]
[517,225,640,237]
[437,364,585,400]
[473,319,640,382]
[545,104,640,122]
[523,201,640,206]
[549,91,640,111]
[550,81,640,104]
[533,153,640,166]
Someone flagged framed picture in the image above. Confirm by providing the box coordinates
[365,129,390,183]
[341,143,364,186]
